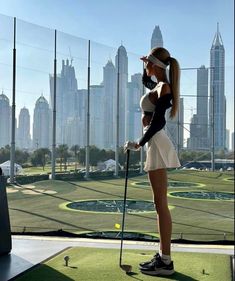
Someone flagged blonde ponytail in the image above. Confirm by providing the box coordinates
[169,57,180,118]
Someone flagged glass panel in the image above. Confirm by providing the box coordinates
[16,19,54,155]
[0,14,13,154]
[0,14,232,242]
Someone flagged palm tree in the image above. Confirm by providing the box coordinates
[70,145,80,171]
[30,148,50,170]
[57,144,69,171]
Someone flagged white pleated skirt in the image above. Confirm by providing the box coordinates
[143,128,181,172]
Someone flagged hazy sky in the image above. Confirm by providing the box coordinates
[0,0,234,136]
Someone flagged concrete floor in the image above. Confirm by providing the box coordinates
[0,235,234,281]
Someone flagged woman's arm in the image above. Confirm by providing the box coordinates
[142,69,157,90]
[138,94,172,147]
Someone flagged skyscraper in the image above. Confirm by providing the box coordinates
[127,73,142,141]
[63,88,86,148]
[115,45,128,145]
[188,65,209,150]
[209,24,226,150]
[166,98,184,151]
[17,107,31,149]
[63,116,82,148]
[151,25,184,150]
[90,85,105,148]
[49,59,79,145]
[33,96,50,149]
[232,132,234,151]
[151,26,163,49]
[226,129,230,151]
[103,60,116,149]
[0,92,10,148]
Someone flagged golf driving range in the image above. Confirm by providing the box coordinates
[8,170,234,241]
[5,169,234,280]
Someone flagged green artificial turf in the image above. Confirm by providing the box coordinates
[8,170,234,241]
[15,247,232,281]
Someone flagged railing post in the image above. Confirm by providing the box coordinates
[85,40,91,179]
[115,48,120,177]
[51,29,57,180]
[10,17,16,184]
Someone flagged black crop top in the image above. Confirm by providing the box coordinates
[138,69,172,147]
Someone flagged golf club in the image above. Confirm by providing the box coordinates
[119,149,132,274]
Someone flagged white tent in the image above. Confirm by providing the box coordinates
[0,161,23,176]
[97,159,121,171]
[104,159,116,171]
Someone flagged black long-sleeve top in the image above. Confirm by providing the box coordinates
[138,69,173,147]
[142,68,157,90]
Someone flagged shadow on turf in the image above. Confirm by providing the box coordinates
[171,203,234,220]
[12,264,75,281]
[128,212,234,235]
[125,271,199,281]
[10,208,95,232]
[68,181,135,200]
[155,271,199,281]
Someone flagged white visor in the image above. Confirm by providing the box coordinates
[147,54,167,69]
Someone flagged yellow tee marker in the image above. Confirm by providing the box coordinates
[115,223,121,229]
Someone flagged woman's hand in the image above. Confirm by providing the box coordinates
[124,141,141,153]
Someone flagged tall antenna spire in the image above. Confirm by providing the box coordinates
[69,46,73,65]
[212,22,223,46]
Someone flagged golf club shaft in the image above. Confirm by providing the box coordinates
[119,149,130,266]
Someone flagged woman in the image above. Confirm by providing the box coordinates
[124,47,181,276]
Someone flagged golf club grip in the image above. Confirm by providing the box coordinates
[119,149,130,266]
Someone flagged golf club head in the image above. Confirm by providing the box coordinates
[120,264,132,274]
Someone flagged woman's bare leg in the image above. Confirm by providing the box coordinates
[148,168,172,255]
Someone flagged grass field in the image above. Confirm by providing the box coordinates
[20,164,83,175]
[8,170,234,241]
[14,247,232,281]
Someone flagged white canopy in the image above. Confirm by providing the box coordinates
[97,159,121,171]
[0,161,23,176]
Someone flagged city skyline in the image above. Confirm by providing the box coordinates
[0,0,233,134]
[0,19,234,150]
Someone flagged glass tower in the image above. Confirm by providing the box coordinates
[209,23,226,150]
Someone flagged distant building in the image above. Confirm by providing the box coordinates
[151,26,163,49]
[188,66,209,150]
[63,116,82,148]
[151,26,184,150]
[232,132,234,151]
[115,45,128,145]
[50,59,79,145]
[90,85,105,148]
[76,89,86,147]
[209,24,226,150]
[0,92,10,148]
[17,107,31,149]
[166,98,184,151]
[33,96,50,149]
[103,60,116,149]
[226,129,230,151]
[127,73,143,141]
